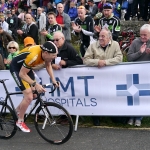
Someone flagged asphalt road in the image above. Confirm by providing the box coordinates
[1,124,150,150]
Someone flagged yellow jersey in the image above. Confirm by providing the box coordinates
[16,45,45,69]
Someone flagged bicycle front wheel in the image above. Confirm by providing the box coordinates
[0,103,17,139]
[34,102,73,144]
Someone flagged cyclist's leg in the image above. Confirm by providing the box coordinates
[10,69,35,132]
[17,88,33,121]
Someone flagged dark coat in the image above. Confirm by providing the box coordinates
[52,41,83,68]
[22,23,39,44]
[0,31,13,50]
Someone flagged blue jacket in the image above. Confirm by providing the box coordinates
[68,7,78,21]
[112,2,121,18]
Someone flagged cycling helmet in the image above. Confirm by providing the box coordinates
[40,41,58,53]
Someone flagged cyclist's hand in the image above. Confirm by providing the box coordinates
[140,43,146,53]
[35,83,46,93]
[53,81,60,88]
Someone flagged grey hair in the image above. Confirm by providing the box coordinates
[7,41,19,51]
[100,28,112,40]
[53,31,65,39]
[140,24,150,33]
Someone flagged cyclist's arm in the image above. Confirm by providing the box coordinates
[19,66,35,85]
[45,61,57,84]
[19,66,46,92]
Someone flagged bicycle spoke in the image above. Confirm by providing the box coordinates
[34,102,73,144]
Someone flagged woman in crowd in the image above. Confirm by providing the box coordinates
[4,41,19,69]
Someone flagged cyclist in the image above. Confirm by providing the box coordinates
[10,41,59,132]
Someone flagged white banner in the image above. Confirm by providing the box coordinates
[1,62,150,116]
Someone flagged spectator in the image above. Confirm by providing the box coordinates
[36,7,47,44]
[41,12,62,41]
[42,0,50,12]
[0,14,9,32]
[83,28,123,126]
[24,36,35,47]
[77,0,89,11]
[87,0,98,18]
[98,0,106,12]
[72,5,94,57]
[6,0,14,10]
[6,10,16,35]
[17,13,39,44]
[111,0,121,18]
[120,0,128,20]
[0,0,7,12]
[94,3,120,41]
[11,8,19,41]
[46,2,56,13]
[0,26,14,59]
[52,31,83,70]
[0,54,5,70]
[132,0,145,21]
[4,41,19,69]
[124,0,133,20]
[56,3,71,42]
[68,2,78,21]
[143,0,149,21]
[127,24,150,126]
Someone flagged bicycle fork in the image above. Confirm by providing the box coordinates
[41,106,56,130]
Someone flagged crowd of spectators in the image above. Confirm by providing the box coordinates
[0,0,149,127]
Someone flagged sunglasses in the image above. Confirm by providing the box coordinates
[9,47,16,49]
[53,37,62,42]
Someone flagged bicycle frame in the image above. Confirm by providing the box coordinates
[0,79,53,123]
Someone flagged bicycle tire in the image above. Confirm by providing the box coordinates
[0,103,17,139]
[34,102,73,144]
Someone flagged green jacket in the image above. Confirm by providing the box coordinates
[6,51,19,68]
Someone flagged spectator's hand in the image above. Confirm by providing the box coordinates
[98,60,106,68]
[52,64,61,70]
[72,23,81,32]
[140,43,147,53]
[4,58,11,64]
[17,30,23,35]
[94,25,101,33]
[146,48,150,54]
[6,59,11,64]
[59,60,66,66]
[40,31,48,35]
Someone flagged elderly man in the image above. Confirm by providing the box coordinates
[56,3,71,42]
[83,28,123,126]
[127,24,150,127]
[52,31,83,70]
[84,28,122,67]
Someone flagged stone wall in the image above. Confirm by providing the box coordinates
[120,21,149,36]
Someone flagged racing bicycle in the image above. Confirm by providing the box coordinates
[0,79,73,144]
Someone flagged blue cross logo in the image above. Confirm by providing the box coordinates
[116,74,150,106]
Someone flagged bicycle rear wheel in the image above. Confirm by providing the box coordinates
[34,102,73,144]
[0,103,17,139]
